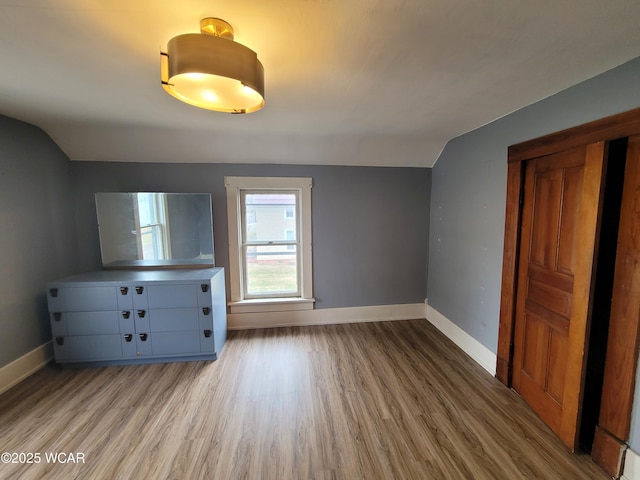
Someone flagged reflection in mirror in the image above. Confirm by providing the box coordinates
[95,193,214,268]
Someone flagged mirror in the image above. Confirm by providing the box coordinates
[95,193,214,268]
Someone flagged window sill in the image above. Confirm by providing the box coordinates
[228,298,315,314]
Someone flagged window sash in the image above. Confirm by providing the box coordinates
[239,189,302,300]
[241,243,301,299]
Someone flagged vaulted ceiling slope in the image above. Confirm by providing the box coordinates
[1,0,640,168]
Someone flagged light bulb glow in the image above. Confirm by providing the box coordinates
[165,73,263,113]
[242,84,256,95]
[202,90,218,102]
[185,72,207,81]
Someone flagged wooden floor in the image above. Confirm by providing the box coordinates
[0,319,607,479]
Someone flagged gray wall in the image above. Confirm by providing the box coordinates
[71,162,431,309]
[427,56,640,448]
[0,115,77,368]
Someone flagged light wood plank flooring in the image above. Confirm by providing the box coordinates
[0,319,607,479]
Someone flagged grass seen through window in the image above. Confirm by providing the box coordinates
[247,262,297,295]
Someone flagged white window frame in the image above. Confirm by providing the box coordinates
[225,176,314,313]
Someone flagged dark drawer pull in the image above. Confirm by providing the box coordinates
[202,307,210,315]
[137,310,146,318]
[135,286,144,294]
[120,287,129,295]
[139,333,148,341]
[203,329,212,338]
[53,312,62,322]
[49,288,58,298]
[121,311,131,319]
[201,284,209,293]
[55,337,64,346]
[124,334,133,342]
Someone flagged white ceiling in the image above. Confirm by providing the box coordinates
[1,0,640,168]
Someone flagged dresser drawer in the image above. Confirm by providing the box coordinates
[120,332,153,357]
[147,284,197,309]
[152,331,200,355]
[200,330,214,352]
[198,305,214,329]
[116,286,134,309]
[148,308,199,332]
[48,286,118,312]
[197,282,213,308]
[53,334,123,361]
[51,311,121,336]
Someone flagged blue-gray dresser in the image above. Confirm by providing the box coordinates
[46,268,226,367]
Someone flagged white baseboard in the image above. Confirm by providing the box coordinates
[228,303,426,330]
[624,448,640,480]
[0,342,53,395]
[425,303,497,376]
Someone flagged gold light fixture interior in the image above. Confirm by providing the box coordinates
[161,17,264,114]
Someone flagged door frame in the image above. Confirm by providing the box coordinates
[497,106,640,476]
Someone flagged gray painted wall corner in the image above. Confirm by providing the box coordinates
[0,115,78,368]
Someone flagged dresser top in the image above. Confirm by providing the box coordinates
[49,267,223,286]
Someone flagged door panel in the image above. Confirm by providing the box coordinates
[512,143,605,451]
[557,167,583,273]
[547,328,568,403]
[598,135,640,439]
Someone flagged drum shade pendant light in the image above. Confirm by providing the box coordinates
[161,17,264,113]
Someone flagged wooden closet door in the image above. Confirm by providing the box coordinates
[512,142,605,451]
[597,135,640,443]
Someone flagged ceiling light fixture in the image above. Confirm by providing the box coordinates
[161,17,264,114]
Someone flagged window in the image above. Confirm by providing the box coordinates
[225,177,314,313]
[135,193,169,260]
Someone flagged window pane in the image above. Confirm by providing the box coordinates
[140,225,166,260]
[245,245,298,295]
[137,192,162,225]
[244,193,297,243]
